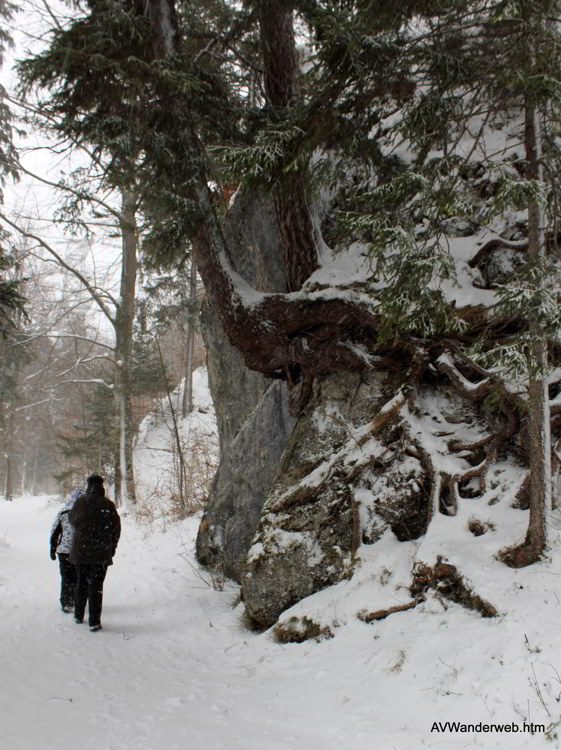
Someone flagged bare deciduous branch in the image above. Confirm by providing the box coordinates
[0,210,117,323]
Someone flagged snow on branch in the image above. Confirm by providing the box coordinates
[14,397,65,411]
[52,353,117,381]
[16,332,115,352]
[435,353,491,400]
[0,210,117,324]
[44,378,113,390]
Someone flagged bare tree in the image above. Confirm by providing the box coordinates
[0,193,139,505]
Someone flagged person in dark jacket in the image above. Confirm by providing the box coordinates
[50,487,85,612]
[69,474,121,632]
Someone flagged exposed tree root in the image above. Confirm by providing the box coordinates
[435,353,492,400]
[498,540,543,568]
[401,430,459,518]
[410,558,498,617]
[367,388,409,435]
[449,433,495,452]
[468,518,493,536]
[357,600,418,623]
[453,404,517,496]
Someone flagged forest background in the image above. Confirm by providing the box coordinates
[3,0,561,660]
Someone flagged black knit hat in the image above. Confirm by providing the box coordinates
[86,474,104,487]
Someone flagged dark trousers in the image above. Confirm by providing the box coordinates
[58,553,77,609]
[74,563,108,627]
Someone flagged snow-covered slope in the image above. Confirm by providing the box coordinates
[1,495,560,750]
[134,367,218,516]
[3,353,560,749]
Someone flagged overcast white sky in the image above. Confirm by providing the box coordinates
[2,0,126,342]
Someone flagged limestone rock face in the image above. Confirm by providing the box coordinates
[241,370,398,628]
[196,378,295,580]
[199,298,266,453]
[196,191,296,580]
[240,374,488,629]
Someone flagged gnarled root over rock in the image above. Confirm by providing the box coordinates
[410,558,498,618]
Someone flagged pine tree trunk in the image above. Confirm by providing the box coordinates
[259,0,297,109]
[20,444,26,496]
[4,454,12,500]
[19,409,29,496]
[517,100,551,564]
[259,0,318,291]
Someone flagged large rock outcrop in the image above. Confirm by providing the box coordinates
[240,373,494,629]
[196,195,523,632]
[195,191,296,581]
[240,370,390,626]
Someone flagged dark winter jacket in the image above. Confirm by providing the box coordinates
[68,491,121,565]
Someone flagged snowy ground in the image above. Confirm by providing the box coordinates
[134,368,218,513]
[2,494,561,750]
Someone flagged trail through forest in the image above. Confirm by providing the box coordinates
[2,496,380,750]
[1,496,558,750]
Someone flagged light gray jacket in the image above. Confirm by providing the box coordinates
[50,488,84,554]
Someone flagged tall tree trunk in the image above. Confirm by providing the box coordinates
[259,0,318,291]
[4,453,12,500]
[182,262,197,417]
[3,407,14,500]
[20,439,27,496]
[524,100,550,561]
[259,0,297,109]
[113,188,138,507]
[32,445,38,496]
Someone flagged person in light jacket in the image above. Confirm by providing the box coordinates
[69,474,121,632]
[50,487,85,612]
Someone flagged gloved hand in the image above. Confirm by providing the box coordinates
[50,546,57,561]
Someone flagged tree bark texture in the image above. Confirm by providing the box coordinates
[259,0,297,108]
[259,0,319,291]
[522,100,550,562]
[113,188,138,506]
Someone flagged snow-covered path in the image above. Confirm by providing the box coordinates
[1,496,379,750]
[1,496,558,750]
